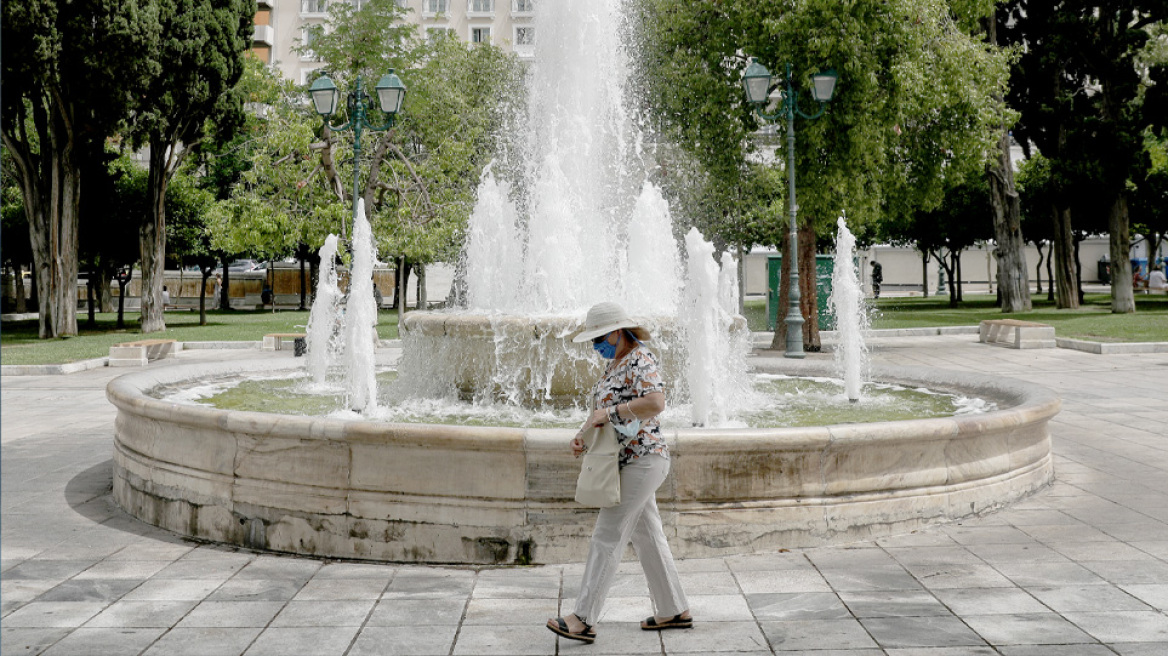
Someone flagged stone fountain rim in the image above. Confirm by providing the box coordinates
[106,357,1060,447]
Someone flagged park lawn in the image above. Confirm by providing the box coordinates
[0,309,401,366]
[744,293,1168,343]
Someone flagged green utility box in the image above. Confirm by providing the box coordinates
[767,254,836,331]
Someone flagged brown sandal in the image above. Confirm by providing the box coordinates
[547,616,596,643]
[641,613,693,630]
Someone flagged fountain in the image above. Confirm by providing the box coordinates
[105,0,1057,565]
[830,215,869,402]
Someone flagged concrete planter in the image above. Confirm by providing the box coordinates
[107,358,1057,565]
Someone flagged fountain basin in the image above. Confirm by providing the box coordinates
[107,357,1056,565]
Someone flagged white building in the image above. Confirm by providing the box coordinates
[251,0,536,84]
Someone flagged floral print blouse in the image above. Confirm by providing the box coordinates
[592,344,668,467]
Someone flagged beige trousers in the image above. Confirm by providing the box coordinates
[573,454,688,624]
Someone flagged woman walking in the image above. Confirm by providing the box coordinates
[546,302,692,644]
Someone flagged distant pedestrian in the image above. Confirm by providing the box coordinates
[161,285,170,308]
[373,283,383,308]
[870,261,883,299]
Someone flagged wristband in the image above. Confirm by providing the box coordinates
[607,405,620,424]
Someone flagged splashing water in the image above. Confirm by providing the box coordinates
[343,200,378,413]
[682,229,755,426]
[829,215,869,401]
[305,234,341,387]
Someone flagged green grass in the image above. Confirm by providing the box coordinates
[744,293,1168,343]
[0,309,401,366]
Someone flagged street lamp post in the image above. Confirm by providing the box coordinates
[743,59,838,358]
[308,71,407,241]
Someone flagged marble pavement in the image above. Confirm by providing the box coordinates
[2,334,1167,655]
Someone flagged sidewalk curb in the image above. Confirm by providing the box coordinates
[1056,337,1168,354]
[1,357,108,376]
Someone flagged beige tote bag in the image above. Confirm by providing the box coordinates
[575,424,621,508]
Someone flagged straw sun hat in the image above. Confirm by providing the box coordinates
[572,302,651,343]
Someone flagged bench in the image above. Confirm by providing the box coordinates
[109,339,181,367]
[978,319,1056,349]
[263,333,307,353]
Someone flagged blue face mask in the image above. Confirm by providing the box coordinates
[593,333,618,359]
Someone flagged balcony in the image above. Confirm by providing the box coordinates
[467,0,494,18]
[511,0,533,18]
[252,24,274,47]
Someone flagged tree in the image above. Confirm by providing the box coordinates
[1004,0,1167,312]
[1,154,34,313]
[127,0,254,333]
[1,0,160,337]
[1016,154,1057,300]
[632,0,1011,350]
[79,149,141,322]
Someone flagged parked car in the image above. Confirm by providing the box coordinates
[214,259,265,274]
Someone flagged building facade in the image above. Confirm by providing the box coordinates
[251,0,536,84]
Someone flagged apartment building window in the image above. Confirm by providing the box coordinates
[513,0,533,13]
[423,0,448,16]
[471,26,491,44]
[300,28,319,60]
[469,0,493,13]
[515,26,534,46]
[301,0,327,15]
[426,26,454,43]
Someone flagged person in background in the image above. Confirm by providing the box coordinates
[1148,264,1167,292]
[161,285,170,308]
[870,260,883,299]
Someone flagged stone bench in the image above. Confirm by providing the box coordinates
[978,319,1056,349]
[262,333,306,352]
[109,339,181,367]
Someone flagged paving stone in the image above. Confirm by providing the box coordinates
[268,600,374,627]
[206,579,305,602]
[1027,584,1152,612]
[0,627,71,656]
[1063,611,1168,643]
[472,573,562,599]
[660,620,767,652]
[746,592,852,621]
[2,602,108,628]
[242,626,357,656]
[120,579,223,602]
[930,587,1048,615]
[838,589,952,617]
[962,612,1095,645]
[347,624,458,656]
[142,627,262,656]
[36,578,142,603]
[996,646,1119,656]
[732,568,833,594]
[453,623,558,655]
[860,616,988,649]
[759,618,878,651]
[175,601,286,628]
[463,597,559,625]
[365,598,467,626]
[291,577,387,601]
[84,600,198,628]
[40,627,165,656]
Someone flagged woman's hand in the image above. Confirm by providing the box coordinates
[588,407,610,428]
[570,435,587,458]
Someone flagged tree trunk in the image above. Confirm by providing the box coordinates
[97,261,116,313]
[1051,204,1079,309]
[4,102,82,338]
[1108,194,1135,313]
[955,251,964,302]
[798,221,820,352]
[86,271,96,327]
[416,263,427,310]
[219,255,231,310]
[921,250,929,297]
[309,258,319,306]
[1034,242,1044,294]
[396,256,409,330]
[737,244,747,315]
[139,146,169,333]
[299,254,308,310]
[199,267,211,326]
[116,278,128,329]
[987,138,1031,312]
[1045,246,1055,302]
[13,264,27,313]
[1074,233,1084,305]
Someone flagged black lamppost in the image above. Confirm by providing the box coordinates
[743,59,838,358]
[308,71,406,241]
